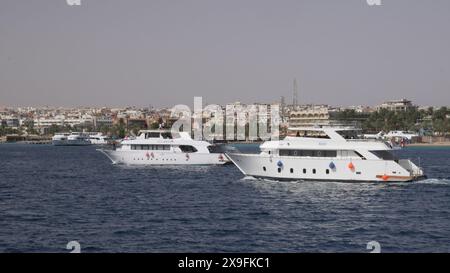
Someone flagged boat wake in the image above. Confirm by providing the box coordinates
[415,178,450,185]
[239,176,450,186]
[241,176,304,183]
[241,176,258,181]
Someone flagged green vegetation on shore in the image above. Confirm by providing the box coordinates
[333,107,449,135]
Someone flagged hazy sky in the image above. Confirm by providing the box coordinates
[0,0,449,108]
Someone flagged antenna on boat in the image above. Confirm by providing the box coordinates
[293,78,298,107]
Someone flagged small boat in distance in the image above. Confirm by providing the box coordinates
[86,132,111,145]
[226,127,426,183]
[97,130,229,165]
[385,131,419,141]
[363,131,384,140]
[52,132,91,146]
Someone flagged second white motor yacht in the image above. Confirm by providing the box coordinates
[52,132,91,146]
[97,130,229,165]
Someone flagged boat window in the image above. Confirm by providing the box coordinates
[131,144,170,150]
[287,130,330,139]
[179,145,198,153]
[279,149,337,157]
[370,150,397,160]
[207,145,224,154]
[313,169,316,174]
[161,132,173,139]
[146,132,161,139]
[336,130,360,139]
[160,145,171,150]
[290,168,294,173]
[340,150,366,159]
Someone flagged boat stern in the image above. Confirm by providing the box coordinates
[398,159,426,180]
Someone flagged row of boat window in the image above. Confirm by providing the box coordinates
[263,166,331,174]
[131,145,171,150]
[130,144,198,153]
[278,149,368,160]
[144,132,174,139]
[279,149,338,157]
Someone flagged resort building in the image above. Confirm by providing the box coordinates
[376,99,416,112]
[288,105,330,127]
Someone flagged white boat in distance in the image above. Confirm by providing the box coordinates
[52,132,91,146]
[86,132,111,145]
[384,130,419,141]
[226,127,426,183]
[98,130,229,165]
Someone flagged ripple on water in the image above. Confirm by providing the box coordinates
[0,144,450,252]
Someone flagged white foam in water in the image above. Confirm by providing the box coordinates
[241,176,258,181]
[416,178,450,185]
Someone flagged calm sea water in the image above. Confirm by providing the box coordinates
[0,144,449,253]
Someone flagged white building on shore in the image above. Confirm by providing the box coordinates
[288,105,330,128]
[376,99,416,112]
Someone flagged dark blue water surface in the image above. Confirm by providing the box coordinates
[0,144,449,253]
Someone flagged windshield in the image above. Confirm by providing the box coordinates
[336,130,362,139]
[287,130,330,139]
[370,150,398,161]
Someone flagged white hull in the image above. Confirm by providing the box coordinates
[226,153,424,182]
[99,149,228,165]
[89,140,109,145]
[52,140,91,146]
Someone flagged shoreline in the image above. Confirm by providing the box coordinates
[407,143,450,147]
[2,140,450,147]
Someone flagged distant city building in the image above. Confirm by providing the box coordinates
[5,118,20,128]
[376,99,416,112]
[33,117,65,127]
[335,105,375,113]
[288,105,330,127]
[127,118,147,129]
[93,116,114,129]
[33,114,93,128]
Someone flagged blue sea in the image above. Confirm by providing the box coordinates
[0,144,449,253]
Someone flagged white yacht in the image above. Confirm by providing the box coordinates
[363,131,384,140]
[52,132,91,146]
[226,127,425,183]
[97,130,229,165]
[385,131,419,141]
[52,133,70,145]
[87,132,110,145]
